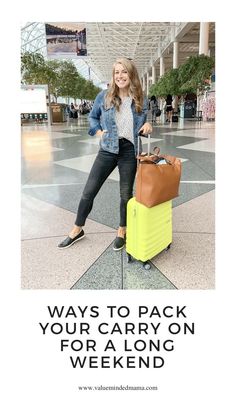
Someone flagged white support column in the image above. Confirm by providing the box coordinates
[142,75,146,92]
[173,41,179,69]
[159,57,165,122]
[46,85,52,126]
[199,22,209,55]
[198,22,210,119]
[152,65,156,85]
[160,56,165,77]
[173,41,179,112]
[146,71,149,96]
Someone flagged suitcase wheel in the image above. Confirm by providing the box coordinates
[127,253,133,263]
[165,243,171,251]
[142,261,151,270]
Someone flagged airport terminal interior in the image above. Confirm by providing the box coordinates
[21,22,215,290]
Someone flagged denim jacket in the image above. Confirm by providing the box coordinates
[88,89,148,155]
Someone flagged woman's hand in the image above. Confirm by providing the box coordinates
[138,122,152,135]
[96,129,107,137]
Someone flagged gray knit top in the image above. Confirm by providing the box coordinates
[115,96,134,144]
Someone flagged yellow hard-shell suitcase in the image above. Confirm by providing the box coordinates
[126,198,172,270]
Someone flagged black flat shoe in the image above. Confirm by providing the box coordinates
[58,229,85,249]
[113,235,126,251]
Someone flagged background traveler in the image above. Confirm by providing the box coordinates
[165,94,173,122]
[150,95,159,123]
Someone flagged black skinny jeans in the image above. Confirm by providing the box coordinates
[75,138,137,227]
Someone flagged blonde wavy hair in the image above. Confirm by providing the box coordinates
[105,58,144,113]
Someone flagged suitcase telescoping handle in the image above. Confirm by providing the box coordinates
[138,130,151,156]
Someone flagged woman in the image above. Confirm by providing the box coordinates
[165,94,173,122]
[150,95,158,123]
[58,57,152,251]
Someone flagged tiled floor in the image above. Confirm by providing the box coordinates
[21,115,215,289]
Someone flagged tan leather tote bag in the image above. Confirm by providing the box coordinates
[136,140,181,207]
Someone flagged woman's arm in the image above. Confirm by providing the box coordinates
[88,91,105,136]
[139,97,152,134]
[142,96,149,122]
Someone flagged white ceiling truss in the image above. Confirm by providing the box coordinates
[21,22,215,86]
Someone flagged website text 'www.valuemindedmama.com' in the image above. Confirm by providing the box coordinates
[78,385,158,391]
